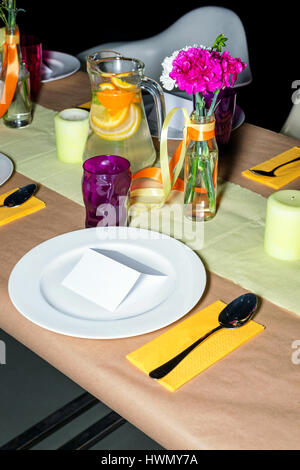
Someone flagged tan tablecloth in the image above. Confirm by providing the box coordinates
[0,72,300,449]
[1,172,300,450]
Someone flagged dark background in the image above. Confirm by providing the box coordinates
[16,1,299,132]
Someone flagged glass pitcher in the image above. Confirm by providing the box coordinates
[85,51,166,174]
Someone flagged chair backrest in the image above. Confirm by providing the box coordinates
[77,6,252,87]
[281,103,300,140]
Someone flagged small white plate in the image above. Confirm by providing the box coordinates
[0,152,13,186]
[146,91,245,140]
[9,227,206,339]
[232,105,246,131]
[148,105,245,140]
[41,51,80,83]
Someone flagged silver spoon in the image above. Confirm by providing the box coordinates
[149,293,258,380]
[0,184,37,208]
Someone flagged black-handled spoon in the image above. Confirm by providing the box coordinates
[0,184,37,208]
[149,293,258,380]
[249,156,300,177]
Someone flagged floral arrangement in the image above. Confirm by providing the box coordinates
[160,35,247,216]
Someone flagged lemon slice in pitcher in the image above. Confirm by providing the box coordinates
[91,103,129,129]
[111,76,136,90]
[99,82,116,91]
[91,103,141,141]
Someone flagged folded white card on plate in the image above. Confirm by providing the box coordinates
[62,248,142,312]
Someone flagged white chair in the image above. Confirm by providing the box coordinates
[281,103,300,140]
[77,6,252,88]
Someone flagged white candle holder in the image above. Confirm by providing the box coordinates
[55,108,90,164]
[264,190,300,261]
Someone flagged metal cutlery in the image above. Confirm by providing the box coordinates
[0,184,37,208]
[149,293,258,380]
[249,156,300,177]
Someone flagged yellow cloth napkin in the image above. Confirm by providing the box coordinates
[0,188,46,227]
[127,301,265,391]
[242,146,300,189]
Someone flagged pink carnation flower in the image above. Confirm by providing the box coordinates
[169,47,247,94]
[170,48,223,95]
[216,50,247,87]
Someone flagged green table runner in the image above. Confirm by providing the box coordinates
[131,185,300,316]
[0,105,84,205]
[1,105,300,317]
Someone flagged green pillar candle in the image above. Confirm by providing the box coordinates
[55,108,90,164]
[264,190,300,261]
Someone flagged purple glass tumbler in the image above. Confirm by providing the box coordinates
[82,155,132,228]
[206,88,237,146]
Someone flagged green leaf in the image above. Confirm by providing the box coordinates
[211,33,228,52]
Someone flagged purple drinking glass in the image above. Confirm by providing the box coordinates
[206,88,237,146]
[21,35,42,100]
[82,155,132,228]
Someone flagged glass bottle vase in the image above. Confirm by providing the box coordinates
[2,26,32,129]
[184,113,218,221]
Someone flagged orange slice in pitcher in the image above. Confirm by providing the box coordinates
[91,103,141,141]
[96,88,135,111]
[101,72,131,78]
[132,92,142,103]
[91,103,129,129]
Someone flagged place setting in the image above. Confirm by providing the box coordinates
[8,225,206,340]
[2,0,300,453]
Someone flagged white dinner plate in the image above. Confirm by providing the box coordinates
[41,51,81,83]
[9,227,206,339]
[0,152,13,186]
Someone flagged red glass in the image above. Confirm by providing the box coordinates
[21,35,42,100]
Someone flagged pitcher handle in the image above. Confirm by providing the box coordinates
[141,77,166,140]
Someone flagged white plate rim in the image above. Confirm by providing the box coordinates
[41,50,81,83]
[148,105,245,140]
[8,227,206,339]
[0,152,14,186]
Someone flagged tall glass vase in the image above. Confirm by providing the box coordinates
[184,113,218,221]
[2,26,32,128]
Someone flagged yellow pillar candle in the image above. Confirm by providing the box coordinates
[264,190,300,261]
[55,108,89,164]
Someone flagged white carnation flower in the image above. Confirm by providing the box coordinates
[160,73,176,91]
[160,44,210,91]
[160,50,179,91]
